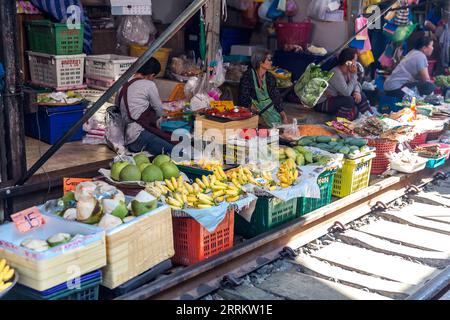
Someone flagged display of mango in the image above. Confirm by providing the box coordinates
[297,136,370,158]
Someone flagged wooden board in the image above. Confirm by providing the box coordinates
[194,115,259,144]
[311,242,440,285]
[102,206,175,289]
[291,254,417,299]
[255,270,391,300]
[358,220,450,252]
[377,211,450,235]
[1,239,106,291]
[336,229,450,268]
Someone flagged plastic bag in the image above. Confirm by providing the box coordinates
[307,0,331,21]
[392,23,417,43]
[210,49,226,88]
[105,105,126,153]
[285,0,298,16]
[116,16,153,47]
[258,0,273,22]
[267,0,284,19]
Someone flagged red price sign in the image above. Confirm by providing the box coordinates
[63,177,92,193]
[11,207,45,233]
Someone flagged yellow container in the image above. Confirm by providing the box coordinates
[358,50,375,67]
[332,153,375,198]
[129,44,172,78]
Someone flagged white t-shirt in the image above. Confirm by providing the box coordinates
[118,79,164,145]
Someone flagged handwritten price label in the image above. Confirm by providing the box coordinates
[11,207,45,233]
[210,100,234,112]
[63,177,92,193]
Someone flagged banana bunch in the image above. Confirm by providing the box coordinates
[277,158,299,188]
[198,159,224,171]
[164,176,187,194]
[261,171,278,191]
[226,166,258,187]
[212,167,228,182]
[0,259,15,292]
[145,181,170,199]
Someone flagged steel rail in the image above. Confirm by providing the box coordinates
[116,168,446,300]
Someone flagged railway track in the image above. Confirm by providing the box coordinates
[117,167,450,301]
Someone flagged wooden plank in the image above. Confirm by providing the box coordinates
[217,284,285,300]
[291,255,417,299]
[336,229,450,268]
[377,211,450,235]
[255,270,391,300]
[358,220,450,252]
[311,242,440,285]
[398,203,450,224]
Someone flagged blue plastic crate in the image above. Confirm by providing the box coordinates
[426,156,446,169]
[24,103,86,144]
[378,95,403,114]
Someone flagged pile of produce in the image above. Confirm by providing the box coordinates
[297,136,371,157]
[294,64,334,107]
[204,106,252,120]
[110,153,180,183]
[297,124,335,137]
[55,181,157,229]
[177,158,224,171]
[351,116,413,141]
[278,146,332,166]
[435,75,450,88]
[37,91,83,104]
[0,259,15,293]
[20,233,74,252]
[414,145,444,159]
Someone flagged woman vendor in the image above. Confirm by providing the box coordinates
[238,50,289,128]
[383,37,437,99]
[314,48,372,121]
[117,58,175,155]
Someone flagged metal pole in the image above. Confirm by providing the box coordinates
[16,0,208,186]
[406,266,450,300]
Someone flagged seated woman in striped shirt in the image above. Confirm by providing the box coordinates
[314,48,372,121]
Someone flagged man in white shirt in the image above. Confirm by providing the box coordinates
[117,58,175,155]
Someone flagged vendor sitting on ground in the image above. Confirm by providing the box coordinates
[383,37,437,99]
[238,50,289,128]
[314,48,372,121]
[117,58,175,155]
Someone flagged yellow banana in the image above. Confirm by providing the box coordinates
[169,205,182,210]
[195,178,206,190]
[226,189,239,196]
[171,177,178,189]
[165,179,175,192]
[178,176,184,188]
[279,175,289,184]
[269,185,277,191]
[185,183,194,194]
[243,167,252,175]
[187,195,198,202]
[280,183,290,188]
[192,183,201,193]
[202,175,210,188]
[182,194,188,205]
[209,175,217,185]
[214,181,229,188]
[174,192,184,205]
[197,204,212,209]
[2,269,14,282]
[215,196,225,203]
[214,170,222,181]
[213,190,225,198]
[0,259,5,274]
[211,185,227,191]
[232,179,242,189]
[0,282,12,291]
[293,170,299,181]
[187,202,195,207]
[226,195,240,202]
[197,193,213,202]
[167,197,183,208]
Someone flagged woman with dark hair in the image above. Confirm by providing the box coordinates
[116,57,175,155]
[384,37,436,99]
[238,50,289,128]
[314,48,372,121]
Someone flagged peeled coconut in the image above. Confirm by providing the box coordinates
[98,214,123,230]
[77,197,103,224]
[47,233,72,247]
[131,190,157,216]
[102,198,128,219]
[112,190,126,203]
[63,208,77,221]
[74,181,98,201]
[21,239,49,252]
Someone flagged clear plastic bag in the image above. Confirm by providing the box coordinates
[116,15,156,50]
[105,106,126,152]
[307,0,331,21]
[210,49,226,88]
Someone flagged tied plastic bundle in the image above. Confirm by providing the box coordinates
[294,64,334,108]
[82,103,110,145]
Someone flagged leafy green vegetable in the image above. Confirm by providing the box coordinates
[435,75,450,89]
[294,64,333,108]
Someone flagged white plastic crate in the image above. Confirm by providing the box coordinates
[110,0,152,15]
[28,51,86,91]
[85,54,137,81]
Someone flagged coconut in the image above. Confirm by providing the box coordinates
[63,208,77,221]
[102,198,128,219]
[112,190,126,203]
[76,196,97,221]
[47,233,72,247]
[131,190,157,216]
[74,181,98,201]
[21,239,49,252]
[98,214,123,230]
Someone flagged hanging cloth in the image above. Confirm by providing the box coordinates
[394,0,410,26]
[251,70,282,128]
[355,16,372,53]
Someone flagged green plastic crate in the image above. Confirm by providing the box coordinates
[297,170,335,217]
[235,197,297,238]
[26,20,84,55]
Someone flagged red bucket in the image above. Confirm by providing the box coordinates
[368,139,398,174]
[275,20,313,49]
[409,132,428,149]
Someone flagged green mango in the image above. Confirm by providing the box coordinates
[316,136,332,143]
[339,146,350,155]
[349,138,367,147]
[296,154,305,166]
[304,152,313,163]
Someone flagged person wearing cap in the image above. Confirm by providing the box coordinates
[116,57,175,155]
[238,50,289,128]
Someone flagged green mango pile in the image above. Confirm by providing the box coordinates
[279,146,332,166]
[297,136,371,157]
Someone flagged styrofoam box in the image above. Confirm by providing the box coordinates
[110,0,152,15]
[0,214,106,291]
[230,45,266,57]
[324,10,345,22]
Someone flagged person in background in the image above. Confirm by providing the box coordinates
[314,48,372,121]
[238,50,289,128]
[117,58,175,155]
[384,37,436,99]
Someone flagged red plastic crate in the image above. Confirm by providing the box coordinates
[368,138,398,174]
[172,210,234,266]
[275,21,313,49]
[409,132,428,149]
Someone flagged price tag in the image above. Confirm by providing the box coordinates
[11,207,45,233]
[210,101,234,112]
[63,177,92,193]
